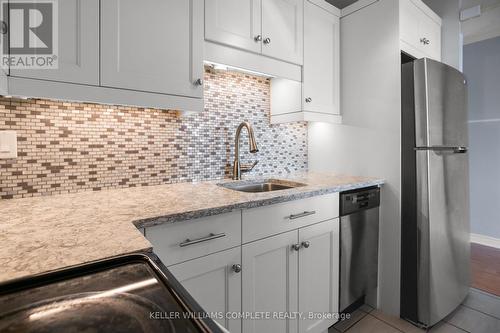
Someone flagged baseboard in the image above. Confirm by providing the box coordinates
[471,233,500,249]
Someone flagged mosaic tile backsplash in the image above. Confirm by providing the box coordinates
[0,68,308,199]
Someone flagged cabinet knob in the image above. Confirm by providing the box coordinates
[194,78,203,86]
[305,97,312,103]
[301,241,311,249]
[291,243,301,251]
[263,37,271,45]
[254,35,262,42]
[0,21,7,34]
[232,264,242,273]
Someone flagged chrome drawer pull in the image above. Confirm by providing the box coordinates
[179,232,226,247]
[287,211,316,220]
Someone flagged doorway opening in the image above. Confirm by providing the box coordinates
[462,0,500,297]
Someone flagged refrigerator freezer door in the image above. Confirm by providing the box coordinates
[414,58,468,148]
[416,148,470,326]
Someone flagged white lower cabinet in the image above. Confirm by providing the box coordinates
[150,194,341,333]
[242,230,299,333]
[168,247,242,333]
[299,219,340,333]
[241,219,339,333]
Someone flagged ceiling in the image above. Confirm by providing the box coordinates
[324,0,500,44]
[461,0,500,9]
[325,0,358,9]
[460,0,500,44]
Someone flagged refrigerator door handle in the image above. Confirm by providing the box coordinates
[414,146,468,153]
[453,146,468,153]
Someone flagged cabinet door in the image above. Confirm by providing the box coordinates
[262,0,303,65]
[303,1,339,115]
[168,247,242,333]
[400,0,420,52]
[10,0,99,84]
[101,0,203,98]
[205,0,261,53]
[242,230,298,333]
[400,0,441,61]
[298,219,340,333]
[418,12,441,60]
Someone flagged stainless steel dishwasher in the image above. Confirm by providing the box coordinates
[339,186,380,312]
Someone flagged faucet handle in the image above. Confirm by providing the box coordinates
[240,160,258,172]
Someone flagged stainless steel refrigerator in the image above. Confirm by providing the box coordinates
[401,58,470,328]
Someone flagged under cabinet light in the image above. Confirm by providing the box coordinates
[204,61,274,78]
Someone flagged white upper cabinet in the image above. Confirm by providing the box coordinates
[303,0,339,116]
[205,0,261,53]
[400,0,441,60]
[205,0,304,65]
[101,0,204,98]
[270,0,341,124]
[10,0,99,84]
[418,9,441,60]
[261,0,303,64]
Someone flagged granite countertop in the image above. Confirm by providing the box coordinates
[0,172,383,283]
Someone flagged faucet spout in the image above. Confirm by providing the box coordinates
[233,122,259,180]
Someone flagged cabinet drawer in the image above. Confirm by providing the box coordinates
[242,193,339,243]
[146,211,241,266]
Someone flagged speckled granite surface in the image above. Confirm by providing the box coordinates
[0,172,383,283]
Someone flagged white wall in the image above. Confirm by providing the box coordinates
[463,36,500,240]
[308,0,402,316]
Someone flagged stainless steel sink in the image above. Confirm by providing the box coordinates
[219,179,306,193]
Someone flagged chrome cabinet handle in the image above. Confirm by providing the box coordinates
[179,232,226,247]
[301,241,311,248]
[420,37,430,45]
[263,37,271,44]
[0,21,7,34]
[232,264,242,273]
[254,35,262,42]
[287,211,316,220]
[453,146,467,154]
[291,243,301,251]
[194,78,203,86]
[305,97,312,103]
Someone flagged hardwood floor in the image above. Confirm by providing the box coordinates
[471,243,500,297]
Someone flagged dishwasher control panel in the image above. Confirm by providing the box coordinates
[340,186,380,216]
